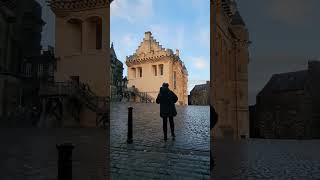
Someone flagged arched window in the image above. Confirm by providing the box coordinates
[66,18,83,53]
[87,16,103,50]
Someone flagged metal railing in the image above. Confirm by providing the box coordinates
[39,81,109,113]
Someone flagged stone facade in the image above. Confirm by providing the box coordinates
[252,61,320,139]
[110,43,124,101]
[211,0,250,139]
[126,32,188,105]
[189,81,210,105]
[0,0,44,122]
[50,0,110,127]
[20,47,56,109]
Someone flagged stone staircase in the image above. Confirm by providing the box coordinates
[125,87,155,103]
[39,81,109,128]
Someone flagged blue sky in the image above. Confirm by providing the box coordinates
[110,0,210,94]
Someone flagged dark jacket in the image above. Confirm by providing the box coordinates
[156,87,178,117]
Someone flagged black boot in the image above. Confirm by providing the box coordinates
[169,117,175,138]
[163,117,168,141]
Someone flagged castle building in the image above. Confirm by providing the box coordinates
[0,0,44,122]
[125,32,188,105]
[189,81,210,106]
[252,61,320,139]
[110,43,124,101]
[48,0,109,127]
[211,0,250,139]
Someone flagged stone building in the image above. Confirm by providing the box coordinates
[189,81,210,105]
[126,31,188,105]
[110,43,124,101]
[47,0,110,127]
[20,47,56,107]
[252,61,320,139]
[211,0,250,139]
[0,0,44,122]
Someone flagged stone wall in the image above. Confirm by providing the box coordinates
[211,0,249,139]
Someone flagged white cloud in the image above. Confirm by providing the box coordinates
[111,0,154,23]
[149,24,185,50]
[150,24,186,49]
[187,57,208,70]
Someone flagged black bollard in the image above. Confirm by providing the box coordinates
[56,143,74,180]
[127,107,133,144]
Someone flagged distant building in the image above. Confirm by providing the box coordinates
[252,61,320,139]
[211,0,250,139]
[189,81,210,105]
[126,32,188,105]
[110,43,124,101]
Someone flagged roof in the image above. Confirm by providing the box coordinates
[125,32,185,67]
[259,70,308,95]
[110,43,117,59]
[190,83,209,93]
[49,0,107,12]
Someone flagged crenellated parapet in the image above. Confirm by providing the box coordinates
[125,31,182,66]
[48,0,108,14]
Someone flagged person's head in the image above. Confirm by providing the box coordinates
[162,83,169,88]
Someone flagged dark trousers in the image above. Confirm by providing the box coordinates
[163,116,174,137]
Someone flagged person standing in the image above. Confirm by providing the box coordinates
[156,83,178,141]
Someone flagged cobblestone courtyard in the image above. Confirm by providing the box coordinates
[214,139,320,180]
[0,128,108,180]
[110,102,211,179]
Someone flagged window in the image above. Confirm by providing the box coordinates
[152,65,157,76]
[26,63,32,77]
[87,16,102,50]
[131,68,136,78]
[173,71,176,89]
[159,64,164,75]
[138,67,142,77]
[96,22,102,49]
[48,64,54,76]
[38,64,43,77]
[66,18,83,53]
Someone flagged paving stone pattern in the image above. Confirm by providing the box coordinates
[110,102,211,180]
[213,139,320,180]
[0,128,108,180]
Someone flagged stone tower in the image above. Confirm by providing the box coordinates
[211,0,250,140]
[126,32,188,105]
[48,0,110,127]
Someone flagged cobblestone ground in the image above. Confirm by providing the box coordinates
[110,102,210,180]
[213,139,320,180]
[0,128,108,180]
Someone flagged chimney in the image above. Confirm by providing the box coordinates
[144,31,152,40]
[176,49,180,56]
